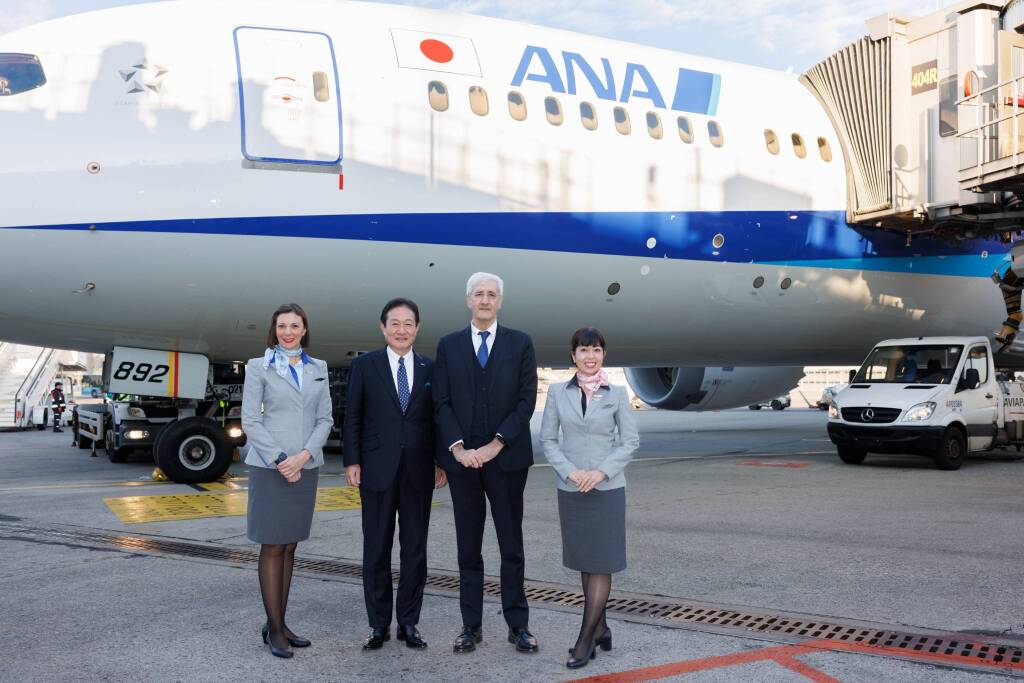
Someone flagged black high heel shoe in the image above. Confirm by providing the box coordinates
[568,627,612,654]
[566,641,597,669]
[263,622,311,648]
[261,624,294,659]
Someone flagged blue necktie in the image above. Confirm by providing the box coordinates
[397,356,410,413]
[477,331,490,368]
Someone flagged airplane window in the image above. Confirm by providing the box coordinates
[677,116,694,143]
[646,112,663,139]
[469,86,489,116]
[508,91,527,121]
[791,133,806,158]
[312,71,330,102]
[580,102,598,131]
[764,129,780,155]
[708,120,724,147]
[428,81,449,112]
[0,53,46,96]
[614,106,631,135]
[817,136,833,162]
[545,96,563,125]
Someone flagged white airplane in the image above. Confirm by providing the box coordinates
[0,0,1012,419]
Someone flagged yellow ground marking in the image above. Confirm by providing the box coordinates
[103,486,422,524]
[197,481,243,491]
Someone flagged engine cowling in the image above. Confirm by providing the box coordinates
[624,366,805,411]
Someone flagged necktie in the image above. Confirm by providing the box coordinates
[397,356,410,413]
[477,331,490,368]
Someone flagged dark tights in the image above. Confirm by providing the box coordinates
[259,543,299,650]
[571,572,611,660]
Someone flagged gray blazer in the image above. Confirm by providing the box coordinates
[540,381,640,492]
[241,354,333,469]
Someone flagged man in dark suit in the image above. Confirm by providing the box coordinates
[434,272,539,654]
[344,298,447,651]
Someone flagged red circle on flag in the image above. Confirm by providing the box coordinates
[420,39,454,64]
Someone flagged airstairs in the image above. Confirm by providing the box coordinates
[0,343,60,429]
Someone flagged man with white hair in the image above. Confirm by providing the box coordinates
[434,272,539,655]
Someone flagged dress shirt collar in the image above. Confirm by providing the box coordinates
[386,346,414,365]
[470,320,498,337]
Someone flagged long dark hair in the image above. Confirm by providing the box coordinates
[266,303,310,348]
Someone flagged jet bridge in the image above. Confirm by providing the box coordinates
[801,0,1024,239]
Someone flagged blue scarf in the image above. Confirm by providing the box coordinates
[263,345,303,387]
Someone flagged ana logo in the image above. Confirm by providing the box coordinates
[861,408,875,422]
[118,61,167,94]
[510,46,721,116]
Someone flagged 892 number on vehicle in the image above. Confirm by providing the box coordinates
[112,361,169,383]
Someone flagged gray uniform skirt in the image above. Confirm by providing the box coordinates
[557,486,626,574]
[247,466,319,544]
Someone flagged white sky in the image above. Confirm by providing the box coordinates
[1,0,947,71]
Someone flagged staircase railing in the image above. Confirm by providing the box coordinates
[13,348,55,426]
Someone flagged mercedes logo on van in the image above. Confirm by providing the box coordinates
[861,408,875,422]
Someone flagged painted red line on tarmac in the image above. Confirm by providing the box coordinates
[565,643,815,682]
[738,460,811,468]
[774,654,844,683]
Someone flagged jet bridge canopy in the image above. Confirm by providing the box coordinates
[801,1,1024,240]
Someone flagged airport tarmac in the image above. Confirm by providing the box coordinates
[1,408,1022,682]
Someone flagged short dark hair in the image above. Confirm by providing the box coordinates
[266,303,310,349]
[571,327,606,353]
[380,298,420,325]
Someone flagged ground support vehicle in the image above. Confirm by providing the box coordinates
[748,395,791,410]
[827,336,1024,470]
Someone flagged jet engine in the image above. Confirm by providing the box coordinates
[623,366,805,411]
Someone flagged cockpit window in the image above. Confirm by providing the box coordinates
[0,54,46,96]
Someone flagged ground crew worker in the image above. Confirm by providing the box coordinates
[50,382,66,433]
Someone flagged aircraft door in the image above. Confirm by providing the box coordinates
[233,26,342,168]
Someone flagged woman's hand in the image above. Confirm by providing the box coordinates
[278,449,311,482]
[574,469,606,493]
[567,469,587,489]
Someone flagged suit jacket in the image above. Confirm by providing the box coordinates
[241,353,334,469]
[434,325,537,473]
[540,381,639,492]
[343,348,436,492]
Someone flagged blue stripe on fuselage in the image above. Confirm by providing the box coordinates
[4,210,1008,277]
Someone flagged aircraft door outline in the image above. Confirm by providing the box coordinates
[233,26,343,168]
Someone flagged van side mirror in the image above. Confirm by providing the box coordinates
[959,368,981,392]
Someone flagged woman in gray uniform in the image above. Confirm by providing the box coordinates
[540,327,639,669]
[242,303,333,658]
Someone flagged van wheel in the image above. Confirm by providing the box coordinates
[837,447,867,464]
[934,427,966,471]
[771,400,785,410]
[154,417,232,483]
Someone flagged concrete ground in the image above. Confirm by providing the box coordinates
[1,408,1022,682]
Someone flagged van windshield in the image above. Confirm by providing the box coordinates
[853,345,963,384]
[0,53,46,96]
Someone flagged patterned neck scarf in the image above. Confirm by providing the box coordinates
[576,369,610,396]
[263,345,304,385]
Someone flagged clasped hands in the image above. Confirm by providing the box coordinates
[452,440,502,469]
[567,469,606,493]
[277,449,311,482]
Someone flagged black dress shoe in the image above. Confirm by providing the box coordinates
[566,642,596,669]
[452,626,482,653]
[362,627,390,650]
[263,622,310,648]
[260,625,293,659]
[397,624,427,649]
[569,627,612,654]
[508,626,539,653]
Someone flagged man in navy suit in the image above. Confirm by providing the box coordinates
[344,298,447,651]
[434,272,539,654]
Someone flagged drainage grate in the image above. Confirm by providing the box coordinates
[3,521,1022,672]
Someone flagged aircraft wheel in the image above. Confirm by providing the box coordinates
[837,447,867,464]
[155,417,232,483]
[771,400,785,410]
[933,427,966,471]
